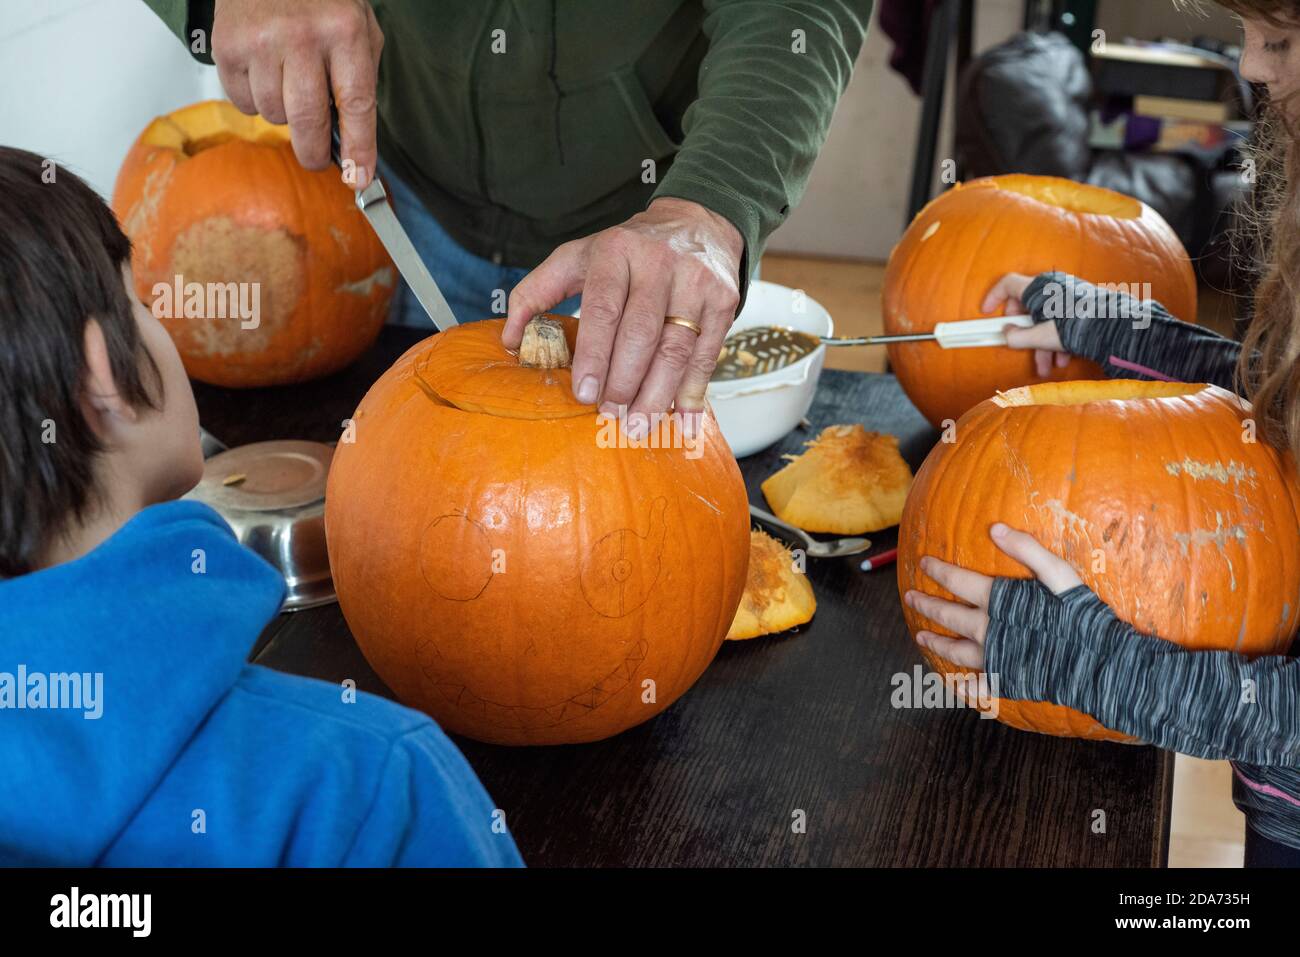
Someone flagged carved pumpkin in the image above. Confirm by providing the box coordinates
[111,100,395,387]
[325,316,750,745]
[898,379,1300,740]
[883,175,1198,428]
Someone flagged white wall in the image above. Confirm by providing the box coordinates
[768,0,1022,261]
[0,0,1012,262]
[0,0,221,199]
[3,0,1227,262]
[1097,0,1240,45]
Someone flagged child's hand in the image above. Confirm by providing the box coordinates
[983,273,1070,377]
[903,523,1084,669]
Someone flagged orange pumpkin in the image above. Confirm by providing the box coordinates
[324,315,750,745]
[897,379,1300,740]
[883,175,1198,428]
[111,100,394,387]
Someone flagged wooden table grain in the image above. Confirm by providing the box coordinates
[193,325,1173,868]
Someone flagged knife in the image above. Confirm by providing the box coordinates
[329,108,459,332]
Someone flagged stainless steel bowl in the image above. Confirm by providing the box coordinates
[185,439,336,611]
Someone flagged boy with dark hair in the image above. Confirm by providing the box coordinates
[0,146,521,866]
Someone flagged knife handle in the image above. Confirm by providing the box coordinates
[328,104,384,208]
[328,103,343,170]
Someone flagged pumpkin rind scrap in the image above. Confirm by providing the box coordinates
[325,316,750,745]
[727,530,817,640]
[897,379,1300,741]
[762,424,913,534]
[883,174,1198,428]
[111,100,395,387]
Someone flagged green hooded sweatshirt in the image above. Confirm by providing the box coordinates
[141,0,871,289]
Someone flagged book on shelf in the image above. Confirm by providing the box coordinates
[1132,95,1231,123]
[1093,42,1234,102]
[1088,109,1249,156]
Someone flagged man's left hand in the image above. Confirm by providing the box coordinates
[503,197,744,437]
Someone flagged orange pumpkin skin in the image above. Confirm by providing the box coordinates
[111,100,394,387]
[897,379,1300,741]
[324,318,750,745]
[883,175,1198,429]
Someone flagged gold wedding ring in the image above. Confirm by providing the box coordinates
[664,315,702,336]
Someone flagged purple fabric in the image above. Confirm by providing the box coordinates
[879,0,943,95]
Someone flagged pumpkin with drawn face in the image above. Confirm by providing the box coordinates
[325,315,750,745]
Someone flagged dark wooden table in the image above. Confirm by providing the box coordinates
[194,326,1173,867]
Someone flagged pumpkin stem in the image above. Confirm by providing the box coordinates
[519,315,571,369]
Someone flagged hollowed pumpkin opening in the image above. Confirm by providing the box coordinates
[991,174,1143,219]
[142,100,289,156]
[994,379,1206,408]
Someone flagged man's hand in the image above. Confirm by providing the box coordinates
[504,197,744,436]
[212,0,383,187]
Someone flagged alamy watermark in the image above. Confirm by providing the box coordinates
[50,887,150,937]
[1039,280,1154,330]
[152,274,260,329]
[596,408,704,460]
[0,665,102,719]
[891,665,1000,719]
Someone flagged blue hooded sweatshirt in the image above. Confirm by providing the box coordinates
[0,499,523,867]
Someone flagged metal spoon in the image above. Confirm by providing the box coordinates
[749,505,871,559]
[714,316,1034,380]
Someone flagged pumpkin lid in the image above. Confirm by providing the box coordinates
[415,315,594,419]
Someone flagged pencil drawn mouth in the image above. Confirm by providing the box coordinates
[414,637,648,730]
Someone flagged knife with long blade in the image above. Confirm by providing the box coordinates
[329,108,458,332]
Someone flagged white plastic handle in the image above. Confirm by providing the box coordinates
[933,314,1034,349]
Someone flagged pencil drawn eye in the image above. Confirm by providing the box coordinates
[579,497,669,618]
[419,512,495,601]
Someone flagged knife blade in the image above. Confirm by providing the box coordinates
[329,109,459,332]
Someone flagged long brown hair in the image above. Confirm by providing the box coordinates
[1192,0,1300,455]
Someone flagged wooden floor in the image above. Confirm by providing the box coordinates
[761,251,1246,868]
[760,254,888,374]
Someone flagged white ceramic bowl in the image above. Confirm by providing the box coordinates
[707,280,833,458]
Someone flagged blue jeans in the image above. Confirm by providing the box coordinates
[378,159,580,328]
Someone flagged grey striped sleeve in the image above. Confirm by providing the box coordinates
[984,578,1300,767]
[1021,272,1244,391]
